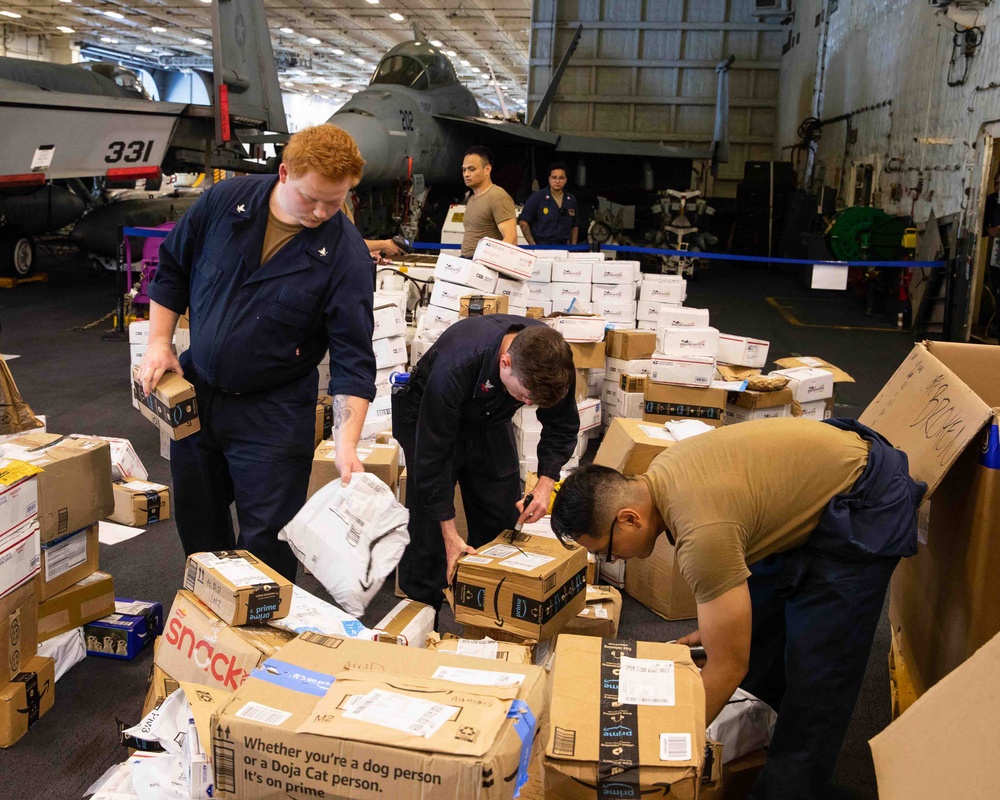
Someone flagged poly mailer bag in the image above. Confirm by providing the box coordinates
[279,471,409,616]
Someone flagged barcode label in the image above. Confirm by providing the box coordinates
[235,702,292,727]
[212,740,236,793]
[660,733,692,762]
[300,631,343,649]
[618,656,676,706]
[543,573,556,592]
[346,525,362,546]
[57,507,68,534]
[342,689,456,739]
[552,726,576,757]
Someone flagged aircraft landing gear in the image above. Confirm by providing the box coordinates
[0,231,36,279]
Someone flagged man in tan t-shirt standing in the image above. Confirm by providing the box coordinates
[551,417,925,800]
[459,146,517,258]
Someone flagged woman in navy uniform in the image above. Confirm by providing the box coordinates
[138,125,377,582]
[393,315,579,608]
[518,162,579,246]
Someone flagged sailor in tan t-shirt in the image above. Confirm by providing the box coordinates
[551,417,925,800]
[459,146,517,258]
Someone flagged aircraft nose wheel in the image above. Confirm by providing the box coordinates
[0,232,36,279]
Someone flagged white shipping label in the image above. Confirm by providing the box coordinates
[594,605,609,619]
[342,689,457,739]
[121,480,162,492]
[454,639,499,659]
[638,424,674,441]
[115,600,154,616]
[480,544,519,559]
[44,532,89,582]
[431,665,525,688]
[235,702,292,727]
[797,357,824,367]
[500,552,556,572]
[461,555,493,565]
[199,554,272,586]
[660,733,693,762]
[618,656,676,706]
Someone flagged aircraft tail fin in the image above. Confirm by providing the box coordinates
[212,0,288,142]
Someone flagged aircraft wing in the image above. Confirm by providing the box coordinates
[433,114,712,160]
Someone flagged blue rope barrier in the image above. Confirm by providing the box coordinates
[122,227,171,238]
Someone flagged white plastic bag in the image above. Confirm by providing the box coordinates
[267,585,372,639]
[279,471,409,616]
[122,689,190,755]
[707,687,777,764]
[37,627,86,681]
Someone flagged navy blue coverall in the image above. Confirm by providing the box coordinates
[518,189,578,245]
[148,175,377,581]
[392,315,580,608]
[743,418,925,800]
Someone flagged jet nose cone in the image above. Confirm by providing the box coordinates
[330,111,404,185]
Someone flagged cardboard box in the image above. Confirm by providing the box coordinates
[606,329,657,360]
[568,341,606,370]
[0,655,54,748]
[561,585,622,638]
[591,300,637,325]
[210,631,546,800]
[860,342,998,695]
[625,533,697,621]
[2,434,114,544]
[644,383,727,428]
[0,462,41,596]
[544,636,705,798]
[618,391,645,420]
[434,254,498,293]
[133,370,201,441]
[591,284,636,304]
[550,259,593,283]
[726,388,794,411]
[422,304,460,332]
[142,659,180,720]
[870,630,1000,800]
[110,479,170,526]
[85,598,163,659]
[699,750,767,800]
[37,570,114,642]
[639,277,687,304]
[578,398,602,432]
[307,441,399,498]
[593,418,675,475]
[0,581,37,684]
[725,403,790,424]
[773,356,854,384]
[459,294,509,317]
[551,282,592,305]
[430,279,478,313]
[314,396,333,445]
[452,531,588,640]
[545,316,607,343]
[650,354,717,388]
[373,599,436,646]
[573,370,594,402]
[768,367,833,403]
[657,326,720,360]
[372,300,407,341]
[637,299,681,322]
[156,590,295,692]
[183,551,293,627]
[598,558,626,589]
[605,356,653,381]
[38,523,98,602]
[793,397,834,421]
[473,236,537,280]
[619,373,647,394]
[593,260,640,284]
[373,336,408,370]
[717,335,770,369]
[425,632,533,664]
[94,435,147,482]
[495,276,526,303]
[636,318,658,332]
[525,282,551,303]
[657,307,711,329]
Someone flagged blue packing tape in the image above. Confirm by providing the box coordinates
[249,658,335,697]
[981,422,1000,470]
[507,699,536,798]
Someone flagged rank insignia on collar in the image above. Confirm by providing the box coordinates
[481,379,494,392]
[236,203,246,213]
[318,246,328,257]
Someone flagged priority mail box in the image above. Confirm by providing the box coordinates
[593,417,675,475]
[717,335,770,369]
[593,260,641,284]
[0,461,41,596]
[551,259,593,283]
[133,371,200,441]
[568,341,606,369]
[38,523,99,602]
[0,655,54,748]
[459,294,509,317]
[769,367,834,402]
[591,284,637,304]
[657,326,720,360]
[606,329,656,360]
[525,282,551,303]
[452,531,588,640]
[210,632,546,800]
[425,632,533,665]
[373,336,408,370]
[183,551,293,626]
[544,636,705,798]
[430,280,477,313]
[93,435,147,482]
[495,276,527,304]
[605,357,653,381]
[434,254,498,293]
[372,300,407,341]
[644,383,726,428]
[473,237,537,280]
[109,479,170,526]
[0,581,37,684]
[545,315,606,343]
[307,441,399,498]
[156,590,295,692]
[639,276,686,305]
[650,354,717,388]
[578,398,602,431]
[657,307,710,330]
[592,300,637,325]
[373,599,436,646]
[626,534,698,620]
[561,585,622,638]
[37,570,114,642]
[3,434,114,544]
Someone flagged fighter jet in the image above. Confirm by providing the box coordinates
[331,31,731,239]
[0,0,287,276]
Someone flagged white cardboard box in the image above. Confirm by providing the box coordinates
[373,336,408,370]
[656,326,720,359]
[374,365,405,398]
[593,261,641,284]
[769,367,835,402]
[591,284,638,303]
[544,315,607,342]
[636,319,657,332]
[372,301,407,341]
[495,276,527,304]
[797,399,832,420]
[637,300,682,322]
[409,336,433,366]
[601,379,621,409]
[550,283,591,303]
[513,404,540,431]
[617,391,645,419]
[472,238,536,280]
[717,334,771,369]
[592,301,637,325]
[578,398,602,431]
[725,403,791,424]
[128,320,150,344]
[650,354,717,388]
[657,306,711,329]
[550,259,593,283]
[434,254,499,293]
[639,277,686,305]
[525,282,552,303]
[529,259,552,282]
[422,304,460,330]
[605,356,652,379]
[430,280,476,313]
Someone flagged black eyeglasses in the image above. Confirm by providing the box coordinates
[601,518,617,564]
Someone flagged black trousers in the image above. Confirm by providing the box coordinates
[392,388,520,609]
[170,364,315,583]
